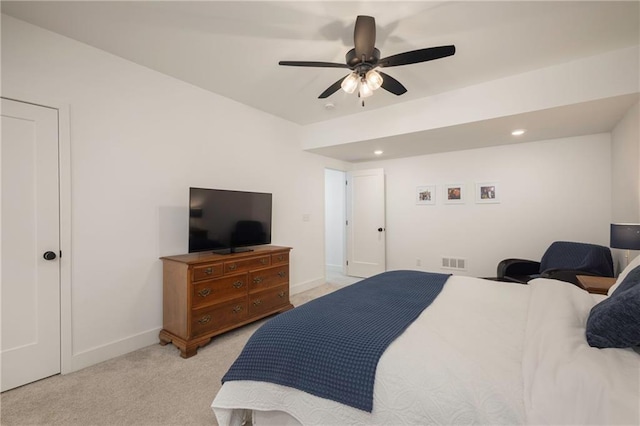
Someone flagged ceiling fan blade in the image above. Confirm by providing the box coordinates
[318,76,348,99]
[354,15,376,61]
[379,72,407,96]
[279,61,349,68]
[378,45,456,68]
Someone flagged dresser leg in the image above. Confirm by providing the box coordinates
[159,330,213,358]
[182,345,198,358]
[158,330,193,356]
[182,337,213,358]
[158,329,174,346]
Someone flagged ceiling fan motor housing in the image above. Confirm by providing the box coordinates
[346,48,380,71]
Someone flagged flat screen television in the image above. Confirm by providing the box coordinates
[188,187,272,254]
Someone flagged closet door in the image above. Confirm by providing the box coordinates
[1,98,61,391]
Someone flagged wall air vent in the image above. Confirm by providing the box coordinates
[441,257,466,271]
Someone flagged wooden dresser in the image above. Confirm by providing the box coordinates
[159,245,293,358]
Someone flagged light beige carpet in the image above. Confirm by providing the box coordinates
[0,283,339,426]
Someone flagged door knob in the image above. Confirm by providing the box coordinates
[378,228,385,232]
[43,251,57,260]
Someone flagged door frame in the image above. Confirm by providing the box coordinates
[323,168,348,276]
[2,92,73,374]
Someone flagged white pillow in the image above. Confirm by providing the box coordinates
[608,253,640,296]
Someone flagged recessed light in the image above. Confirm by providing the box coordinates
[511,129,526,136]
[374,150,383,155]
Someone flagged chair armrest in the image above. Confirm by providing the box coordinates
[497,258,540,279]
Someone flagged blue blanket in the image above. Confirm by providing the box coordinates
[222,270,450,412]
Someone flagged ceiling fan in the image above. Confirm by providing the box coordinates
[278,15,456,104]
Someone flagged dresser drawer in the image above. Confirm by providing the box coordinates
[249,265,288,292]
[192,262,223,282]
[224,255,270,274]
[249,285,289,317]
[271,252,289,265]
[192,274,247,309]
[191,297,247,337]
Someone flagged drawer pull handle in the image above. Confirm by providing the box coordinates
[277,255,284,261]
[278,271,286,278]
[228,264,237,271]
[260,258,267,264]
[204,267,213,275]
[198,315,211,325]
[278,291,286,298]
[233,281,243,289]
[253,277,263,284]
[198,288,212,297]
[253,299,262,306]
[232,305,243,313]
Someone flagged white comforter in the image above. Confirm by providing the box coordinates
[212,276,640,425]
[523,278,640,425]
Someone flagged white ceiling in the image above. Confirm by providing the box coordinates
[3,1,639,161]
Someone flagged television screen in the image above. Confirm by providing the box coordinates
[188,188,272,254]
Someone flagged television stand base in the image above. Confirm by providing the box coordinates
[211,247,254,255]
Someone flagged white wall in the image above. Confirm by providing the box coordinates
[612,101,640,222]
[353,133,612,278]
[1,15,348,371]
[611,101,640,271]
[324,169,345,271]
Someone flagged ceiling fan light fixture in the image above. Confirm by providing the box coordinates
[365,70,383,90]
[359,80,373,98]
[341,72,359,94]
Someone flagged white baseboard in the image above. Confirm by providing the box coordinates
[66,278,327,373]
[290,277,325,295]
[325,264,343,273]
[67,327,162,373]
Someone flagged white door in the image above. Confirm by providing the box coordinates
[1,98,61,391]
[346,168,386,278]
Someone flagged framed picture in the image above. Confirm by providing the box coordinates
[416,185,436,205]
[476,182,500,203]
[444,184,465,204]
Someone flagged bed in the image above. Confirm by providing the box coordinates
[211,259,640,425]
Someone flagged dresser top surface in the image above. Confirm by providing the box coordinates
[161,245,291,265]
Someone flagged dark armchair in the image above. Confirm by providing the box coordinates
[497,241,614,286]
